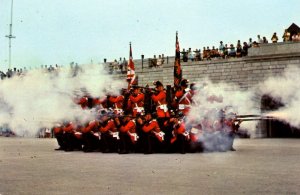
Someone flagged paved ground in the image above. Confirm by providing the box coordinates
[0,137,300,195]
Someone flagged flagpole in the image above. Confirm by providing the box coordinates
[5,0,16,70]
[174,31,182,88]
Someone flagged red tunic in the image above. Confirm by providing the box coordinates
[142,120,164,142]
[53,126,62,134]
[129,93,145,116]
[77,96,88,109]
[82,120,98,134]
[151,91,170,118]
[175,89,192,115]
[63,122,74,133]
[109,95,124,109]
[120,120,137,143]
[142,120,160,133]
[119,120,136,133]
[171,122,188,143]
[95,96,108,109]
[100,119,117,133]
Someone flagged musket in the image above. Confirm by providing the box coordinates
[133,86,158,93]
[235,114,275,121]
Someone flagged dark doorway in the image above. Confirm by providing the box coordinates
[261,94,300,138]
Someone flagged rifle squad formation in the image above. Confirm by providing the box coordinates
[53,79,250,154]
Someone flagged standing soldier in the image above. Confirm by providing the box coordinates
[151,81,170,130]
[174,79,193,115]
[109,93,125,115]
[128,85,145,117]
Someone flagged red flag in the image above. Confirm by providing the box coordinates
[127,42,137,87]
[174,31,182,87]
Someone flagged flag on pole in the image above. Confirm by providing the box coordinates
[174,31,182,87]
[127,42,137,88]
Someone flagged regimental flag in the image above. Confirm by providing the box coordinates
[127,42,137,88]
[174,31,182,87]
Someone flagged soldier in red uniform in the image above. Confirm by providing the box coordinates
[137,112,165,154]
[77,96,89,109]
[93,96,108,110]
[109,94,125,115]
[151,81,170,118]
[174,79,193,116]
[170,116,190,154]
[151,81,170,131]
[99,116,119,153]
[81,119,100,152]
[62,121,82,151]
[53,123,65,150]
[222,115,242,151]
[115,115,137,154]
[128,86,145,117]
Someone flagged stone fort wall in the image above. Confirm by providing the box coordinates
[112,42,300,90]
[110,42,300,137]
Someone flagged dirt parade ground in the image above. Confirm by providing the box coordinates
[0,137,300,195]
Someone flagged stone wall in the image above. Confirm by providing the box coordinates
[110,42,300,138]
[113,42,300,90]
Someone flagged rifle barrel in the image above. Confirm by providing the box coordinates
[236,114,261,118]
[236,116,275,121]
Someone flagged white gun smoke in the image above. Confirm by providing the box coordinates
[0,64,126,137]
[259,66,300,127]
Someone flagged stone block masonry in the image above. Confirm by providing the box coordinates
[114,42,300,89]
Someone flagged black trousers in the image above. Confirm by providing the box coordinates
[82,132,100,152]
[119,132,134,153]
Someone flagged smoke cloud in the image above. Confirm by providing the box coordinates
[187,79,260,134]
[259,66,300,127]
[0,64,125,137]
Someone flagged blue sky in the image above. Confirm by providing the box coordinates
[0,0,299,70]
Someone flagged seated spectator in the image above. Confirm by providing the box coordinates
[291,33,300,42]
[236,44,242,57]
[282,29,291,42]
[205,46,211,60]
[202,47,207,60]
[224,44,229,58]
[228,44,236,57]
[296,33,300,41]
[193,49,201,61]
[271,32,278,43]
[211,46,220,58]
[150,55,157,67]
[252,41,259,47]
[262,37,268,43]
[210,46,216,58]
[156,55,164,67]
[242,42,249,56]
